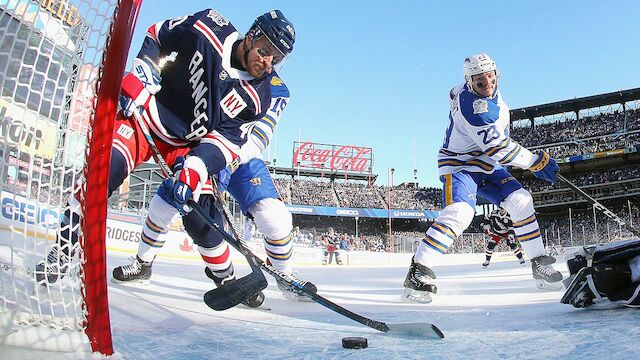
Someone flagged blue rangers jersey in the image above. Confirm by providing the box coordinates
[438,83,537,176]
[137,9,289,172]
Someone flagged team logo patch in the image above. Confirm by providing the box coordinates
[249,177,262,186]
[219,70,228,80]
[270,76,283,86]
[207,10,229,26]
[220,88,248,118]
[116,124,134,139]
[473,99,489,114]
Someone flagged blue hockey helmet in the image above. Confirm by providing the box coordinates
[250,10,295,62]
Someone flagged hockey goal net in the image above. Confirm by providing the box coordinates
[0,0,141,354]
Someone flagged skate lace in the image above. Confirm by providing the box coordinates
[536,263,555,276]
[413,268,433,284]
[121,259,143,277]
[46,247,69,270]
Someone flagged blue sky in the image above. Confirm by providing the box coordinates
[128,0,639,187]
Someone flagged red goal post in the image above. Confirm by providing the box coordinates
[0,0,143,355]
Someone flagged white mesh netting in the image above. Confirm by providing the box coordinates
[0,0,120,351]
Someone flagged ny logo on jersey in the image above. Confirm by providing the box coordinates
[116,124,134,139]
[220,89,248,118]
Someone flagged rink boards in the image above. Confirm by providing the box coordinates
[0,190,547,268]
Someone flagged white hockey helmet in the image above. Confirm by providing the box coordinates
[463,53,498,88]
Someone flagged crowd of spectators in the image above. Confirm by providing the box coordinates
[519,165,640,193]
[273,176,442,210]
[288,179,338,207]
[334,181,386,208]
[511,108,640,159]
[3,175,65,206]
[534,204,640,248]
[255,225,392,252]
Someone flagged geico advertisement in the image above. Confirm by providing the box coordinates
[0,191,61,230]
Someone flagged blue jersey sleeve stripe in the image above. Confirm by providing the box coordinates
[251,127,269,146]
[438,158,493,171]
[259,115,276,130]
[485,138,510,156]
[466,160,494,171]
[499,145,521,164]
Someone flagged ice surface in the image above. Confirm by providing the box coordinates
[3,253,639,359]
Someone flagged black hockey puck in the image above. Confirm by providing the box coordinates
[342,336,368,349]
[243,291,265,308]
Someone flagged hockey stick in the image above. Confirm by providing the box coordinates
[130,112,443,338]
[190,203,445,339]
[557,174,640,237]
[130,111,268,308]
[203,181,269,310]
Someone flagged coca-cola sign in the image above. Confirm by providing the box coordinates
[292,141,373,173]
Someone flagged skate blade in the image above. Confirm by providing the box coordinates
[401,288,433,303]
[110,277,150,286]
[536,279,564,291]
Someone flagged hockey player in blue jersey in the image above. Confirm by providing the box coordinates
[402,53,563,303]
[36,9,303,305]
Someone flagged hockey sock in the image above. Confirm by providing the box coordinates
[512,246,523,259]
[264,232,293,274]
[416,221,457,264]
[199,242,232,273]
[138,216,168,263]
[485,240,496,261]
[512,213,545,259]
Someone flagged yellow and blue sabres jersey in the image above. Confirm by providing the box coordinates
[438,83,537,176]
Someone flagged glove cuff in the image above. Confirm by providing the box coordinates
[529,151,550,172]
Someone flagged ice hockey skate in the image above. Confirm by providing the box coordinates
[482,260,490,268]
[531,255,563,290]
[34,245,72,285]
[519,258,526,265]
[276,273,317,302]
[204,267,265,308]
[112,256,153,285]
[402,257,437,303]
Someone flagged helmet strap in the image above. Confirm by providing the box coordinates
[241,29,262,69]
[231,39,246,71]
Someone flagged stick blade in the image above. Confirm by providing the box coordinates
[204,273,268,311]
[386,322,444,339]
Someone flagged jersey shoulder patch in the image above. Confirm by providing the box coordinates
[194,9,237,39]
[459,88,500,127]
[269,73,290,98]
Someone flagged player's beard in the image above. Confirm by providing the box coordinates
[247,60,267,78]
